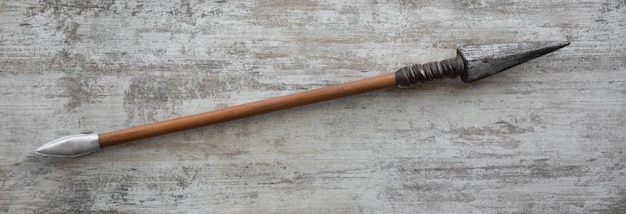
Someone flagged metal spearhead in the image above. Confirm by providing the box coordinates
[458,41,570,83]
[395,41,570,87]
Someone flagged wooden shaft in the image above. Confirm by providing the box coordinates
[98,73,397,147]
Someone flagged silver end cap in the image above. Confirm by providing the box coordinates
[35,133,100,157]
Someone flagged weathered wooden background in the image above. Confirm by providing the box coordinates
[1,0,625,213]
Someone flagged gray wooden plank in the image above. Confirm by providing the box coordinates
[1,0,625,213]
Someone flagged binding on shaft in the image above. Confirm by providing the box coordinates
[395,55,465,87]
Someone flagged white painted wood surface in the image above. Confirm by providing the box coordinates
[1,0,625,213]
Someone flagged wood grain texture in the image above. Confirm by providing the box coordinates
[1,0,625,213]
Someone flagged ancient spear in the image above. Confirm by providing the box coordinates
[35,41,569,157]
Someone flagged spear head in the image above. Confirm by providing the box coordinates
[395,41,570,86]
[458,41,570,83]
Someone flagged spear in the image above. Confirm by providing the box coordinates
[35,41,569,157]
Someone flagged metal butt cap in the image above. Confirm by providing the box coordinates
[35,133,100,157]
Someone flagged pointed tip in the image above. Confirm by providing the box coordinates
[560,41,571,47]
[458,41,570,83]
[35,134,100,157]
[545,40,571,48]
[537,41,570,53]
[34,147,46,156]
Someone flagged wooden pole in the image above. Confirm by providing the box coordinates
[98,73,397,147]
